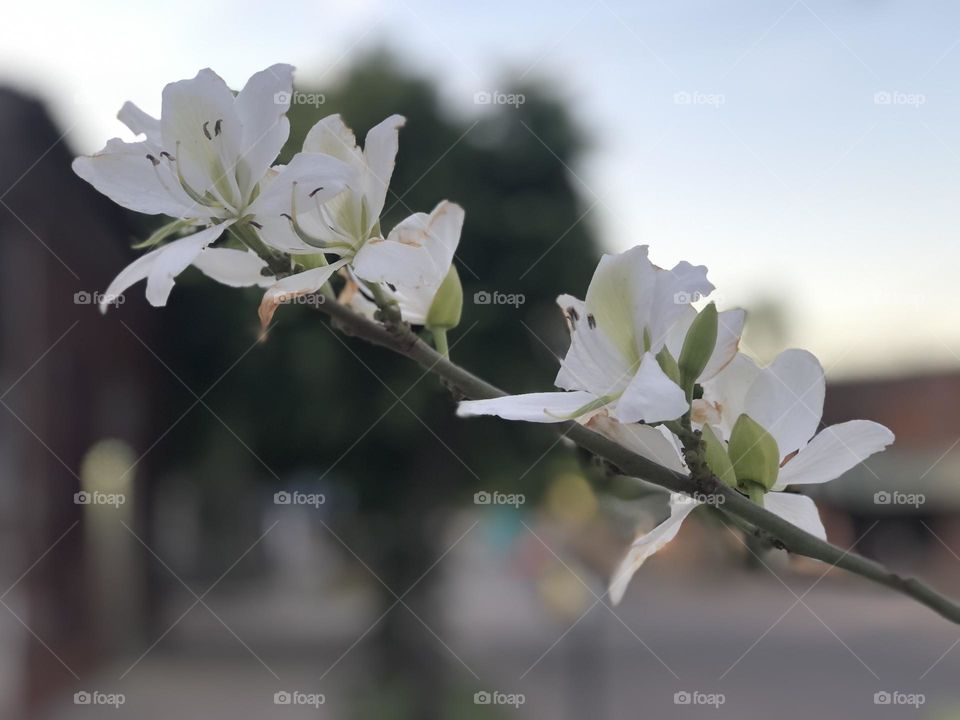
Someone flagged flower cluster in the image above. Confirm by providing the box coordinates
[76,64,896,608]
[74,65,464,335]
[457,246,894,604]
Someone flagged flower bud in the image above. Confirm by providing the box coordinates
[678,302,718,392]
[727,413,780,491]
[426,266,463,331]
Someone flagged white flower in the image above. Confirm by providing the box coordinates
[258,113,406,255]
[73,65,353,310]
[604,349,894,604]
[699,348,896,497]
[457,246,745,425]
[257,200,464,328]
[347,201,465,322]
[258,113,470,328]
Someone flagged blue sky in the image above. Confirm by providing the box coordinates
[2,0,958,378]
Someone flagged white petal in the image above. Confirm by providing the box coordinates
[341,278,381,322]
[161,68,243,208]
[353,201,464,288]
[554,294,634,396]
[764,492,826,541]
[248,152,356,216]
[72,139,203,218]
[101,249,162,313]
[101,223,231,312]
[584,246,656,364]
[145,222,233,306]
[663,304,696,359]
[456,391,600,423]
[585,414,686,473]
[117,101,161,144]
[302,114,361,162]
[192,248,273,288]
[609,497,699,604]
[254,212,316,254]
[392,284,433,325]
[744,349,825,458]
[248,168,331,254]
[700,309,746,380]
[233,64,294,197]
[257,260,348,329]
[700,353,761,440]
[647,259,714,346]
[774,420,894,489]
[613,352,688,424]
[362,114,406,221]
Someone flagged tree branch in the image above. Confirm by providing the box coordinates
[307,295,960,625]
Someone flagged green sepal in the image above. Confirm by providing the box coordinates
[294,253,331,271]
[655,346,681,386]
[132,218,192,249]
[544,393,619,421]
[701,424,736,487]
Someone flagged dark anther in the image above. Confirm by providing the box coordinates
[145,154,160,166]
[214,119,222,136]
[160,151,175,161]
[202,121,212,140]
[249,221,263,230]
[587,313,597,329]
[308,187,325,198]
[567,306,580,322]
[280,213,293,221]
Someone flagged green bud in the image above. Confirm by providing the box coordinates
[655,346,681,386]
[701,424,736,487]
[425,266,463,331]
[678,302,718,393]
[727,413,780,492]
